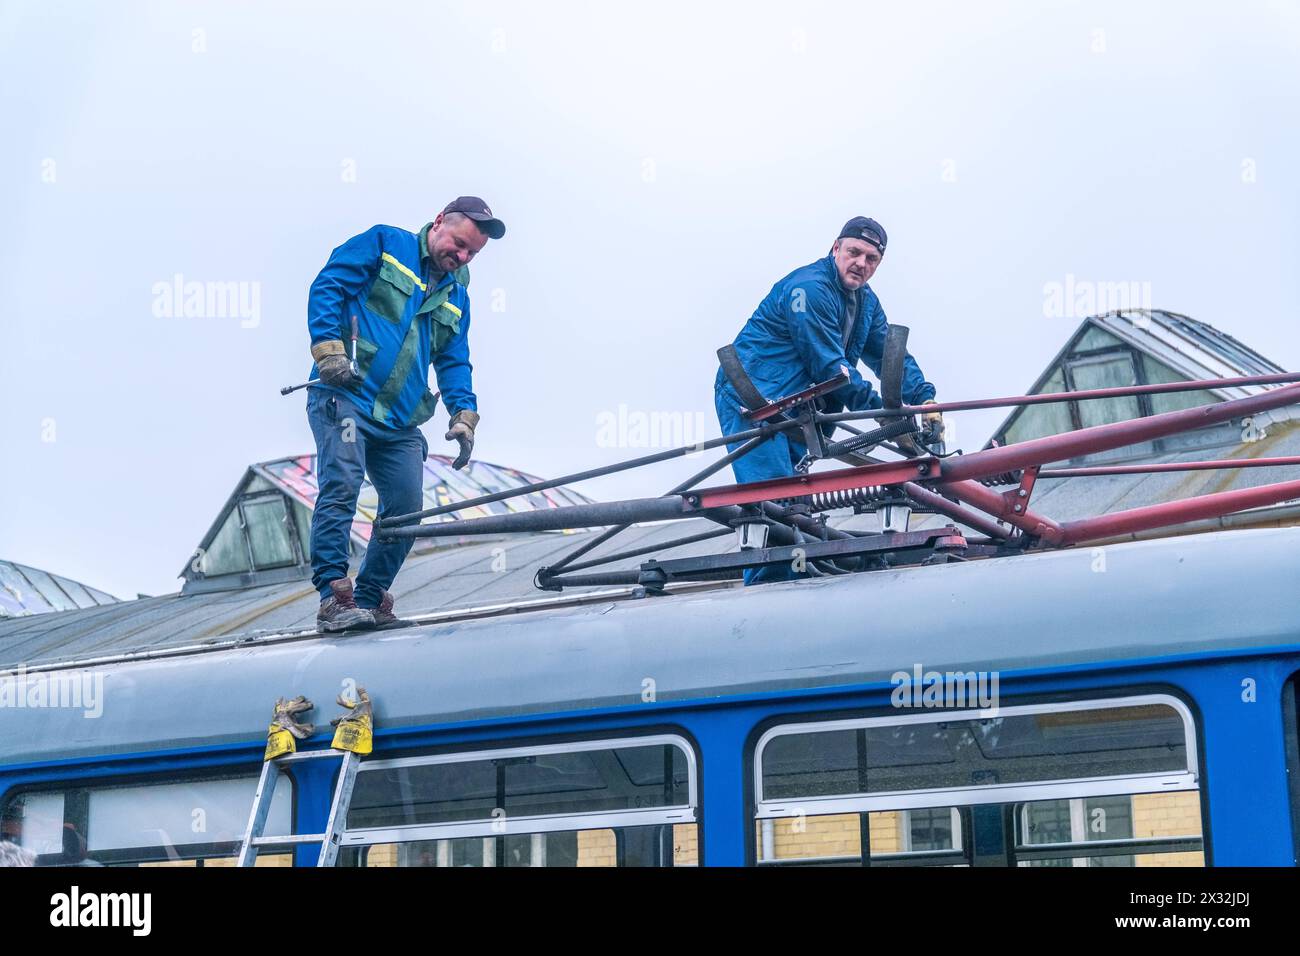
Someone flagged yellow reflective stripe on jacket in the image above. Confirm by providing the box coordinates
[380,252,426,292]
[442,301,462,318]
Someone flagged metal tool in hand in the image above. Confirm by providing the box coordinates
[279,377,320,396]
[280,316,362,396]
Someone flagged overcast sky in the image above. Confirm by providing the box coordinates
[3,0,1299,599]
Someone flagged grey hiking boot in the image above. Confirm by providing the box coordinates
[370,590,399,627]
[317,579,375,633]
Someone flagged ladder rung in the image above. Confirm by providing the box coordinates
[270,749,347,765]
[253,833,327,847]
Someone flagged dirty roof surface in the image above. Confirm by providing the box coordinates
[0,522,734,669]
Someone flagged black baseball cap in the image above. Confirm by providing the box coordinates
[838,216,887,253]
[442,196,506,239]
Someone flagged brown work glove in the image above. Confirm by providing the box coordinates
[311,340,360,388]
[445,409,480,470]
[921,399,945,440]
[330,687,373,728]
[271,696,315,739]
[330,687,374,755]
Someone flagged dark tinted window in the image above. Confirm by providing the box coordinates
[761,704,1189,800]
[348,743,690,830]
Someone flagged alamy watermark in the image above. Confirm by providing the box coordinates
[596,405,709,452]
[1042,274,1152,319]
[50,887,151,936]
[890,663,999,715]
[0,666,103,718]
[152,273,261,328]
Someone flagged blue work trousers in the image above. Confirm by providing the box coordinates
[306,387,427,607]
[714,382,809,585]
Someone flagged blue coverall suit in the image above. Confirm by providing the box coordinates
[305,222,476,608]
[714,254,935,583]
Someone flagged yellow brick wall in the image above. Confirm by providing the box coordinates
[1132,792,1203,867]
[366,843,399,867]
[1132,792,1202,838]
[766,813,860,861]
[205,852,293,867]
[871,812,904,855]
[577,826,699,867]
[755,811,910,862]
[1136,850,1204,867]
[577,829,617,867]
[347,828,698,867]
[753,794,1206,866]
[673,824,699,866]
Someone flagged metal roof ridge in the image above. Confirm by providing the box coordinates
[1097,313,1240,382]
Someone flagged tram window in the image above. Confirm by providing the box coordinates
[1015,792,1204,867]
[336,736,698,866]
[340,824,699,868]
[908,806,959,851]
[756,808,966,866]
[346,738,693,829]
[134,853,294,868]
[754,695,1201,867]
[760,701,1191,802]
[1,774,293,866]
[0,791,63,855]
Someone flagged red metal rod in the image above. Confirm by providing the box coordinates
[695,386,1300,536]
[936,478,1066,543]
[1040,457,1300,479]
[819,371,1300,420]
[934,383,1300,485]
[901,482,1013,540]
[684,457,1012,538]
[692,458,940,508]
[1057,479,1300,545]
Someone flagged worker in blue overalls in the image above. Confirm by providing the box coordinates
[305,197,505,631]
[714,216,944,584]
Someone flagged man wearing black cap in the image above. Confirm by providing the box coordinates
[714,216,943,584]
[305,198,506,631]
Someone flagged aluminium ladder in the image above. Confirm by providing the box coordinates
[235,747,363,867]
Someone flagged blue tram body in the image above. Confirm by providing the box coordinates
[3,527,1299,867]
